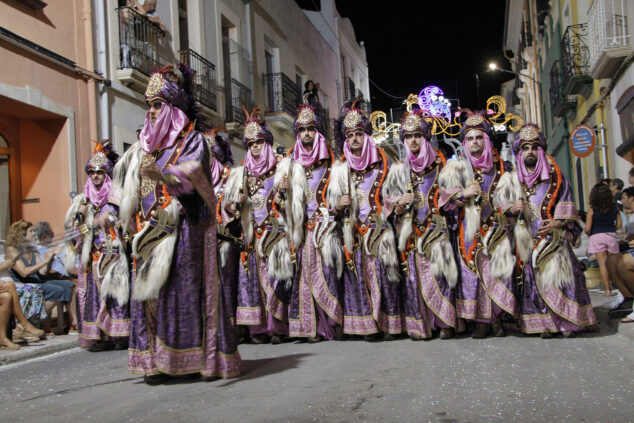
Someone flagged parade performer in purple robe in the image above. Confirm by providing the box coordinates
[205,127,240,327]
[282,104,343,342]
[65,141,130,352]
[109,64,241,383]
[383,110,459,340]
[438,111,517,338]
[223,108,294,344]
[510,124,597,337]
[328,101,402,341]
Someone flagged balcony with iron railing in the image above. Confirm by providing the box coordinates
[561,24,593,96]
[549,60,577,118]
[116,6,166,92]
[179,49,217,112]
[589,0,632,79]
[225,78,252,125]
[261,72,301,134]
[263,72,301,116]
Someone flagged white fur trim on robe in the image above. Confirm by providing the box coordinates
[131,200,180,301]
[438,159,480,242]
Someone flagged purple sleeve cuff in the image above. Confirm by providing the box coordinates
[163,164,196,197]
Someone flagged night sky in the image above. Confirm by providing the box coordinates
[335,0,515,114]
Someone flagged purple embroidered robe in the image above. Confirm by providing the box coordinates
[288,158,343,339]
[518,168,597,333]
[443,158,516,323]
[342,160,402,336]
[78,204,130,347]
[127,130,241,378]
[236,164,289,336]
[394,158,458,338]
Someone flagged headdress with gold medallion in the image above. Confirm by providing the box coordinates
[241,106,274,147]
[85,139,119,175]
[512,123,547,155]
[334,98,372,151]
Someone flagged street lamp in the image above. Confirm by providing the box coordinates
[488,62,541,86]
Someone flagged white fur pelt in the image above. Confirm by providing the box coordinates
[63,193,86,273]
[262,235,294,281]
[438,159,480,242]
[219,240,231,268]
[285,158,307,248]
[428,235,458,287]
[284,158,343,277]
[495,171,534,264]
[131,200,180,301]
[111,142,143,236]
[486,171,519,280]
[382,162,411,251]
[376,229,401,283]
[319,224,343,278]
[99,237,130,305]
[329,159,399,283]
[222,165,253,245]
[531,239,575,290]
[327,159,355,252]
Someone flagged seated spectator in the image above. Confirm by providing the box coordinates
[0,257,45,350]
[5,221,79,335]
[33,222,75,278]
[606,186,634,319]
[1,266,49,333]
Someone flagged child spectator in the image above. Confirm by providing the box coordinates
[585,183,622,297]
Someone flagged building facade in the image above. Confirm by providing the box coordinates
[104,0,369,165]
[0,0,103,238]
[503,0,633,210]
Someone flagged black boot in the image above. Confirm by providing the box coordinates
[439,328,455,340]
[472,323,489,339]
[144,373,170,385]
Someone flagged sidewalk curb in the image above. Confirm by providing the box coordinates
[0,336,79,366]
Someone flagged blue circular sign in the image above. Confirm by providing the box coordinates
[569,124,596,158]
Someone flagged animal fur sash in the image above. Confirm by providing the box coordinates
[328,157,400,283]
[223,163,294,281]
[438,159,481,243]
[63,193,130,305]
[111,142,180,302]
[383,162,457,287]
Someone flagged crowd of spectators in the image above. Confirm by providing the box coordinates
[590,167,634,323]
[0,220,78,350]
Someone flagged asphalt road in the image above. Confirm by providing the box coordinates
[1,328,633,423]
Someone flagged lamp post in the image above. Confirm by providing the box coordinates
[488,62,542,125]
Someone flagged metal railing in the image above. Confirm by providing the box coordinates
[263,72,300,116]
[344,77,356,101]
[589,0,631,67]
[179,49,217,111]
[561,24,591,87]
[549,60,576,116]
[117,6,165,76]
[226,78,252,124]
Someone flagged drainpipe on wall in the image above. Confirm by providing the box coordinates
[82,0,98,144]
[244,1,255,93]
[95,0,111,141]
[599,122,609,179]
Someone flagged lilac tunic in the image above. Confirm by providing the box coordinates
[395,159,457,338]
[78,204,130,347]
[127,130,241,378]
[342,158,402,336]
[288,159,343,339]
[445,159,516,323]
[236,164,289,336]
[518,169,597,333]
